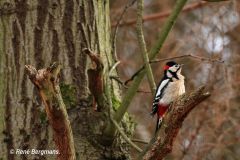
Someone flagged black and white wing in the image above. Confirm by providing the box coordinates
[151,78,170,115]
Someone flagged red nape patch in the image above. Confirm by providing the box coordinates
[157,104,169,117]
[163,65,170,70]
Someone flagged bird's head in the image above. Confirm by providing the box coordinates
[163,61,183,74]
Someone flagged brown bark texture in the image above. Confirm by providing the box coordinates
[140,86,210,160]
[0,0,131,160]
[25,63,75,160]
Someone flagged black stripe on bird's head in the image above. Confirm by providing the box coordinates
[163,61,183,73]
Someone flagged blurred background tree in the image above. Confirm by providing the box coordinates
[110,0,239,159]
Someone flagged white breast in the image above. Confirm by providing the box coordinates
[160,74,185,105]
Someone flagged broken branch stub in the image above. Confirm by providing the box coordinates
[25,63,76,160]
[83,48,105,111]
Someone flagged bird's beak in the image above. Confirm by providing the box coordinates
[180,64,184,67]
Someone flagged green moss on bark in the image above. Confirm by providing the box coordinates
[60,83,77,109]
[112,95,136,138]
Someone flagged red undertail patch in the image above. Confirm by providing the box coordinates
[157,104,169,117]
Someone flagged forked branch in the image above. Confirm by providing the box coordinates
[25,63,76,160]
[138,86,210,160]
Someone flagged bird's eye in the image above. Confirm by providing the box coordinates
[175,64,178,67]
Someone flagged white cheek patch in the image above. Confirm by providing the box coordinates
[166,71,172,78]
[169,66,177,72]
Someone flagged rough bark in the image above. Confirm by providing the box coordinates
[0,0,131,160]
[139,86,210,160]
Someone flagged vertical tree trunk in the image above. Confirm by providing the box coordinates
[0,0,131,159]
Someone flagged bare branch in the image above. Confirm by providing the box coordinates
[132,139,149,144]
[109,61,121,75]
[25,63,76,160]
[136,0,156,95]
[124,66,145,85]
[203,0,230,2]
[150,54,224,63]
[112,0,137,61]
[110,76,152,93]
[138,86,210,160]
[124,54,224,85]
[111,1,208,27]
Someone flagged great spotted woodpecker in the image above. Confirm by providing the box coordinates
[151,61,185,132]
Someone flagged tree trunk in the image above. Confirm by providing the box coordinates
[0,0,131,159]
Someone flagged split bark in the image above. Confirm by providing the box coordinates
[25,63,75,160]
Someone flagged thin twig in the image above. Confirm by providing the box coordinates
[203,0,230,2]
[103,61,128,140]
[150,54,224,64]
[109,61,121,75]
[111,0,137,61]
[103,63,117,139]
[107,62,122,116]
[111,117,143,153]
[124,66,145,85]
[132,138,149,144]
[111,1,208,27]
[124,54,224,85]
[136,0,156,95]
[110,76,152,93]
